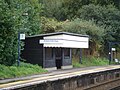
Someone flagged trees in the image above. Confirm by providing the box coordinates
[41,0,120,21]
[60,18,105,56]
[41,0,66,20]
[1,0,120,65]
[0,0,17,65]
[77,4,120,54]
[74,6,120,56]
[0,0,41,65]
[41,17,60,33]
[41,17,105,56]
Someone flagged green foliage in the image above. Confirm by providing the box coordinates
[41,0,65,20]
[42,1,120,45]
[77,4,120,41]
[64,0,120,19]
[0,0,18,65]
[0,0,42,65]
[60,18,105,42]
[77,4,120,54]
[41,17,61,33]
[1,0,120,66]
[0,62,47,79]
[62,19,105,55]
[41,17,105,56]
[41,17,105,43]
[41,0,120,20]
[72,56,109,68]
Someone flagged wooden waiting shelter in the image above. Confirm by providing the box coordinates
[22,32,89,70]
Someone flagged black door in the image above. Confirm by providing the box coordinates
[55,48,62,69]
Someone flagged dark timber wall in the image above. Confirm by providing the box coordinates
[21,36,43,67]
[22,35,72,69]
[62,48,72,66]
[43,48,56,68]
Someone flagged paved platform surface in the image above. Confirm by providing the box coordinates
[0,65,120,89]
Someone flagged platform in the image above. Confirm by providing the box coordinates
[0,65,120,90]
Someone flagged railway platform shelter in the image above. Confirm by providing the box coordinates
[22,32,89,70]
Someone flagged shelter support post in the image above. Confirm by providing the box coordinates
[109,42,112,65]
[80,48,82,64]
[18,32,20,66]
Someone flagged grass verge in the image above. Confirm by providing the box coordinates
[0,62,47,79]
[0,57,110,79]
[72,56,109,68]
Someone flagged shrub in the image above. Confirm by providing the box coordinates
[0,62,47,79]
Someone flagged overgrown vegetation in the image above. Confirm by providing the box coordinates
[1,0,120,76]
[41,2,120,57]
[72,57,109,68]
[0,0,41,65]
[0,62,47,79]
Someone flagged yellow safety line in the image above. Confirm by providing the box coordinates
[0,65,120,88]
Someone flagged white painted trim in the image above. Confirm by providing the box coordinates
[40,34,89,48]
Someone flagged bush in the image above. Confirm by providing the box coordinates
[0,0,41,66]
[0,62,47,79]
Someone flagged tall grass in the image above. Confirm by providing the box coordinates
[0,57,110,79]
[0,62,47,79]
[72,56,109,68]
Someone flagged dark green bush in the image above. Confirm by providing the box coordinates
[0,0,41,65]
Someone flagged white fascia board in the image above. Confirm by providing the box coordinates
[63,40,89,48]
[44,34,64,39]
[40,39,89,48]
[40,34,89,48]
[63,34,88,42]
